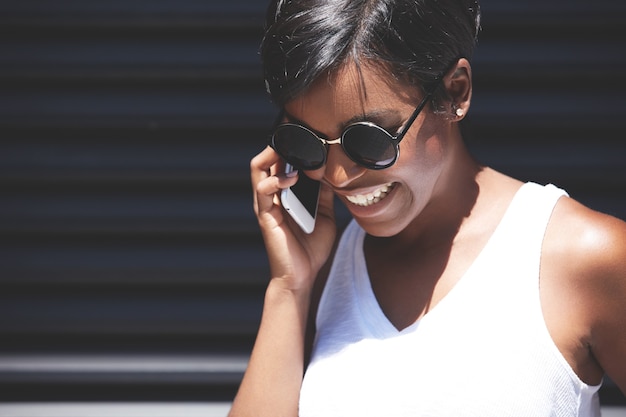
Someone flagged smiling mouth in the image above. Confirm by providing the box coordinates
[345,182,395,207]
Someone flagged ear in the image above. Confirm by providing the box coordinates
[442,58,472,120]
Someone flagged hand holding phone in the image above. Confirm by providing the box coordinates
[280,164,321,234]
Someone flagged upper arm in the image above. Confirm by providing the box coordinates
[554,200,626,392]
[544,196,626,393]
[584,214,626,392]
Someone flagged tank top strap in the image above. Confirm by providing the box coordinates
[494,182,568,241]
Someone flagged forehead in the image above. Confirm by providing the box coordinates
[284,62,419,121]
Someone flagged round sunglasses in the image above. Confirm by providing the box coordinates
[269,91,433,170]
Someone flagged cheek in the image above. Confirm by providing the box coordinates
[400,111,448,169]
[399,133,446,173]
[393,134,447,209]
[304,167,326,182]
[423,135,447,165]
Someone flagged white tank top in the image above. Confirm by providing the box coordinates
[300,182,601,417]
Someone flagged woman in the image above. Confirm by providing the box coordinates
[230,0,626,415]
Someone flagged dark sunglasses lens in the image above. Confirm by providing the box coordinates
[272,125,326,170]
[342,124,397,168]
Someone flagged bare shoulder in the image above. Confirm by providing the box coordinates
[542,195,626,391]
[547,196,626,285]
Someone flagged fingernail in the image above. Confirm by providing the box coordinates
[286,169,298,178]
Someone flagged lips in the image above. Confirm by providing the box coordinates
[345,182,395,207]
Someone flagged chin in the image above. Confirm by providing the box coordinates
[354,217,409,238]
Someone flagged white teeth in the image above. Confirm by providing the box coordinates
[345,183,394,207]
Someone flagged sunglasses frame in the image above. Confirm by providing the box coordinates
[269,90,434,170]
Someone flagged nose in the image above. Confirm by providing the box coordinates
[322,143,366,188]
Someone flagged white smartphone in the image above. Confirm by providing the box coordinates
[280,164,321,234]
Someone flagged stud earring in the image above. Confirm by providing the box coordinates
[455,107,464,117]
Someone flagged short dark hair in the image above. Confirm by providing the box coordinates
[261,0,481,109]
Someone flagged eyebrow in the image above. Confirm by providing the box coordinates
[283,108,404,137]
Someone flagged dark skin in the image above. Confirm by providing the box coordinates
[541,197,626,386]
[364,161,483,331]
[229,58,626,417]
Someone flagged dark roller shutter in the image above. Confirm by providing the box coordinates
[0,0,624,412]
